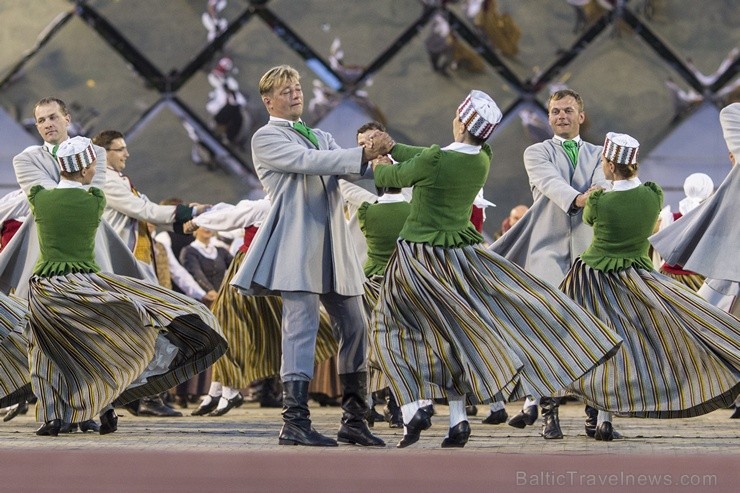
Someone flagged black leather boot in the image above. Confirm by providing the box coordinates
[99,409,118,435]
[279,380,337,447]
[585,405,598,438]
[540,397,563,439]
[259,376,283,408]
[337,372,385,446]
[384,391,403,428]
[594,421,614,441]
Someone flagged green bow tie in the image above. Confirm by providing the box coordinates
[293,121,319,148]
[562,140,578,168]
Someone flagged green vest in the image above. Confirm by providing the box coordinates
[358,199,411,276]
[375,143,490,247]
[580,182,663,272]
[29,185,104,277]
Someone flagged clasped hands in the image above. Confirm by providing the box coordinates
[183,203,212,234]
[360,130,395,166]
[575,185,604,209]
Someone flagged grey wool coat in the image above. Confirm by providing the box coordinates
[0,144,152,297]
[490,139,608,286]
[231,120,367,297]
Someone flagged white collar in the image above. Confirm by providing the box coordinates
[377,193,408,204]
[441,142,481,154]
[610,177,642,191]
[56,179,83,189]
[190,238,218,260]
[270,116,300,125]
[43,139,68,154]
[553,135,582,145]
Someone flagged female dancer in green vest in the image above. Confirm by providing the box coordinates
[369,91,622,448]
[27,137,226,436]
[562,132,739,440]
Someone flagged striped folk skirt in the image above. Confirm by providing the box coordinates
[363,275,387,393]
[562,259,740,418]
[371,241,623,406]
[27,272,227,423]
[658,268,705,292]
[210,250,337,388]
[0,293,32,408]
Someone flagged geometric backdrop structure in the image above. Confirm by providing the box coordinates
[1,0,737,238]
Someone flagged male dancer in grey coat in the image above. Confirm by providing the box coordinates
[490,89,608,439]
[1,98,149,298]
[231,65,392,447]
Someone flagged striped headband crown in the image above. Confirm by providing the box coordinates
[603,132,639,165]
[457,90,502,141]
[55,136,95,173]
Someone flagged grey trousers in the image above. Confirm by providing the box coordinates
[280,290,367,382]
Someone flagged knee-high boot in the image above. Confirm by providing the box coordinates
[540,397,564,439]
[337,372,385,446]
[279,380,337,447]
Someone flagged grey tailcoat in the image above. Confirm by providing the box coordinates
[231,120,366,296]
[490,139,608,286]
[0,144,151,297]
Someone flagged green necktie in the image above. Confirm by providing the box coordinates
[562,140,578,168]
[51,144,59,157]
[293,121,319,148]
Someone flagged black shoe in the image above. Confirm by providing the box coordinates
[137,396,183,417]
[191,395,221,416]
[259,394,283,408]
[279,422,338,447]
[3,400,28,422]
[384,405,403,428]
[732,407,740,419]
[366,407,384,427]
[508,405,538,429]
[482,408,508,425]
[99,409,118,435]
[441,421,471,448]
[465,405,478,416]
[60,422,78,433]
[594,421,614,441]
[123,400,140,416]
[397,405,434,448]
[79,419,100,433]
[383,393,403,429]
[174,395,189,408]
[209,393,245,416]
[337,420,386,447]
[585,405,598,437]
[36,419,62,436]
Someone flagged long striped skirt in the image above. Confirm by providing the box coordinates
[27,272,227,423]
[562,259,740,418]
[372,241,623,406]
[211,250,337,388]
[0,293,32,408]
[658,268,705,292]
[363,275,387,392]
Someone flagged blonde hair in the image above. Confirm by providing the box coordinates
[259,65,300,96]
